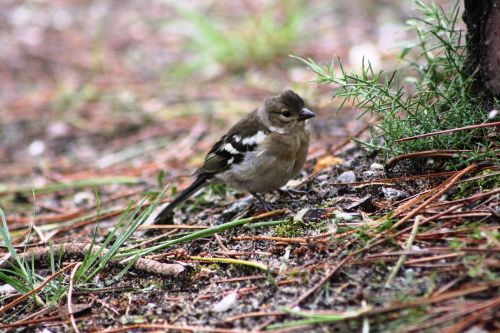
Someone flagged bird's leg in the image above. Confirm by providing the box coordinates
[250,192,275,211]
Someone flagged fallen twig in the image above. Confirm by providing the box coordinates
[395,121,500,143]
[100,323,256,333]
[386,150,471,169]
[0,243,185,277]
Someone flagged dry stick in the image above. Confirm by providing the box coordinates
[385,215,422,287]
[427,188,500,208]
[395,121,500,143]
[292,257,350,307]
[404,296,500,333]
[100,323,255,333]
[224,311,286,322]
[0,262,77,316]
[442,296,500,333]
[0,314,62,330]
[68,262,82,333]
[356,164,478,256]
[0,305,51,329]
[405,253,464,265]
[0,243,184,277]
[358,204,464,257]
[256,257,350,331]
[386,150,471,169]
[389,170,461,218]
[368,281,500,315]
[367,247,500,259]
[244,282,500,332]
[139,224,207,230]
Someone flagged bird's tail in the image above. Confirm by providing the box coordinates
[154,174,210,224]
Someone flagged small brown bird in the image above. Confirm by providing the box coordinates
[154,90,315,223]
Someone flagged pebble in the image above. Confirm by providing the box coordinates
[222,198,252,215]
[28,140,45,156]
[315,174,330,182]
[73,191,95,207]
[337,171,356,183]
[213,292,238,312]
[465,326,488,333]
[382,187,407,200]
[362,170,383,179]
[0,284,16,295]
[370,162,384,171]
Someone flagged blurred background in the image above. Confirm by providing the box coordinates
[0,0,456,198]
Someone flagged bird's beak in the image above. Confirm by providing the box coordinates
[298,108,316,121]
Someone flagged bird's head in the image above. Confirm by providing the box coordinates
[258,90,315,133]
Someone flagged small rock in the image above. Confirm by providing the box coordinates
[337,171,356,183]
[213,292,238,313]
[370,163,384,171]
[0,284,16,295]
[362,170,383,179]
[333,211,355,221]
[382,187,407,200]
[47,121,70,138]
[315,174,330,182]
[73,191,94,207]
[222,198,252,216]
[488,109,498,119]
[346,195,376,212]
[36,329,54,333]
[465,327,488,333]
[28,140,45,156]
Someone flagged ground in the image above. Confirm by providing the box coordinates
[0,1,499,332]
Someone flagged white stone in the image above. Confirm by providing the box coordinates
[382,187,407,200]
[213,292,238,313]
[337,171,356,183]
[0,284,16,295]
[28,140,45,156]
[370,163,384,171]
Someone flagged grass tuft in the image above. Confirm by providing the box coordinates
[0,187,167,314]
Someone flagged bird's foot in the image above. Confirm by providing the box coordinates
[250,192,276,212]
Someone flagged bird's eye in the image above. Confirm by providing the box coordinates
[281,110,292,117]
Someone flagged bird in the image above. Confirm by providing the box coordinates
[154,90,315,224]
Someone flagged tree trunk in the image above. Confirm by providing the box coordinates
[463,0,500,102]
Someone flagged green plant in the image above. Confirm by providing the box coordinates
[167,0,311,75]
[0,188,167,314]
[295,1,498,166]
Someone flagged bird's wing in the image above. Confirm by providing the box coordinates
[198,134,249,174]
[198,111,270,175]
